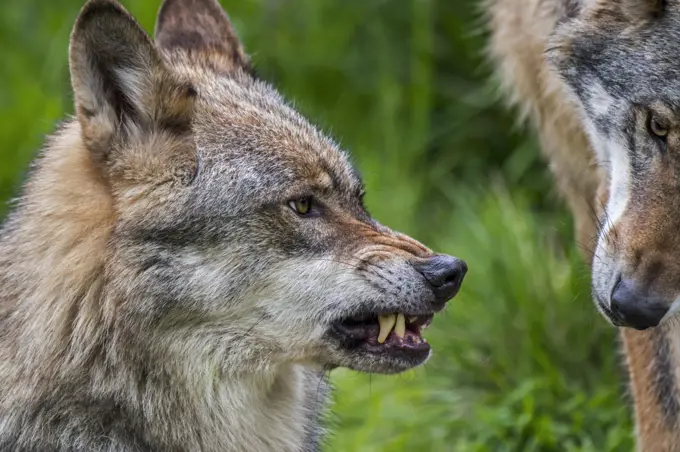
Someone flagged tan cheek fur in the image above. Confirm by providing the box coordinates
[0,122,114,379]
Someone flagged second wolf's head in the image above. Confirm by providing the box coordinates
[66,0,466,376]
[548,0,680,330]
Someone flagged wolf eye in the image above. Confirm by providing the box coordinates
[648,114,669,140]
[289,197,313,215]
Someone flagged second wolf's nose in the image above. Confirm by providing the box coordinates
[415,255,467,306]
[611,278,669,330]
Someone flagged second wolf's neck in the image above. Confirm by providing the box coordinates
[621,325,680,450]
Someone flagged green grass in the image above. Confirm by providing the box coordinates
[0,0,634,450]
[328,187,631,451]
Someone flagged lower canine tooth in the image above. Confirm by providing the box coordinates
[378,314,397,343]
[395,313,406,338]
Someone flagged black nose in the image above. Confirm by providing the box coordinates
[414,255,467,305]
[610,278,669,330]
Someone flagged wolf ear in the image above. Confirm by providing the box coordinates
[621,0,665,21]
[155,0,251,73]
[69,0,194,161]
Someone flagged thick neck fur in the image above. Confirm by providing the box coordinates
[621,326,680,451]
[0,122,326,452]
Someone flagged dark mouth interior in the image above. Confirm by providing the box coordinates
[334,312,434,350]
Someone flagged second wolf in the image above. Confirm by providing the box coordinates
[489,0,680,449]
[0,0,468,450]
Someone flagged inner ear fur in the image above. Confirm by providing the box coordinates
[69,0,196,161]
[622,0,665,20]
[155,0,251,73]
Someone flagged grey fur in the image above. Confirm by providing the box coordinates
[650,327,680,426]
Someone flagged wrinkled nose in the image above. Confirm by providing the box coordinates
[610,278,669,330]
[414,255,467,306]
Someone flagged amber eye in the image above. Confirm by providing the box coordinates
[289,197,313,215]
[648,114,669,139]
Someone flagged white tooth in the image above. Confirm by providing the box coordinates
[409,316,417,323]
[378,314,397,344]
[395,313,406,338]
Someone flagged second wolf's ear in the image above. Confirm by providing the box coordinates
[155,0,251,73]
[70,0,195,161]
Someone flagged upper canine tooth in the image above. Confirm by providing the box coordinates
[378,314,397,344]
[408,316,417,323]
[395,313,406,338]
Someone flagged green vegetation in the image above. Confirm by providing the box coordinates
[0,0,633,450]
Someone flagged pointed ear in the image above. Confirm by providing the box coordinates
[154,0,251,73]
[584,0,664,22]
[622,0,665,21]
[69,0,195,161]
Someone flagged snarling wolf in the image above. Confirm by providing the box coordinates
[0,0,467,450]
[488,0,680,449]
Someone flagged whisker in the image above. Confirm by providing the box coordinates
[316,365,330,402]
[235,313,267,343]
[311,257,364,271]
[544,45,563,55]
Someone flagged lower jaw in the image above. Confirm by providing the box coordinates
[336,342,432,374]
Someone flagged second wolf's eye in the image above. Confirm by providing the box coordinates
[289,197,313,215]
[648,114,669,140]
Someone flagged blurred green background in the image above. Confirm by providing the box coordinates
[0,0,633,450]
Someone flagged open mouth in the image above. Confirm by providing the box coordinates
[332,311,434,363]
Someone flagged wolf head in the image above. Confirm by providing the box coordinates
[548,0,680,330]
[66,0,466,376]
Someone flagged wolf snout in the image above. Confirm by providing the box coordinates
[610,278,670,330]
[414,255,467,307]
